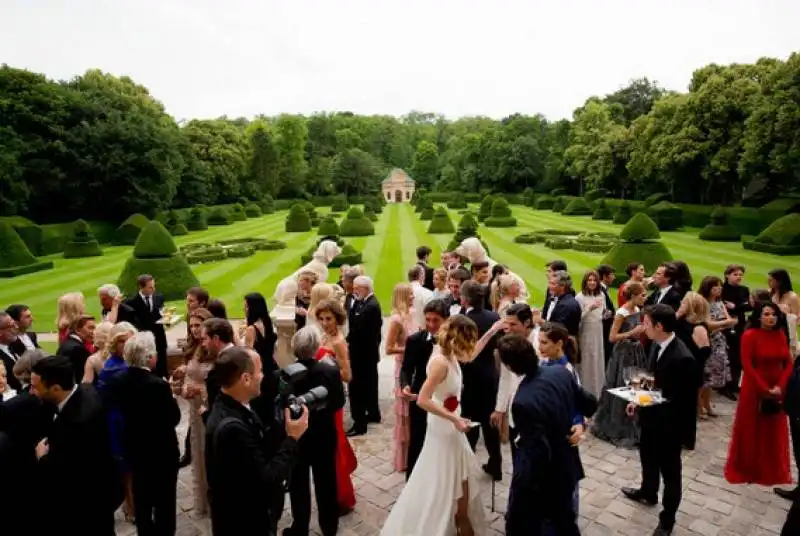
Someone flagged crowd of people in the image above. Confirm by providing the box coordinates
[0,243,799,535]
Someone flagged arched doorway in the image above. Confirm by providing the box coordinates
[395,190,403,202]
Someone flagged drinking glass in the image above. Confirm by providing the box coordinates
[622,367,632,388]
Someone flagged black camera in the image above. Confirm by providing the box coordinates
[277,362,329,419]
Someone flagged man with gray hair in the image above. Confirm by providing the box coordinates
[111,331,181,536]
[540,269,582,347]
[346,274,383,436]
[97,283,138,325]
[341,266,360,312]
[293,325,321,360]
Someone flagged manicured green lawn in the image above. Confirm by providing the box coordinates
[2,203,799,332]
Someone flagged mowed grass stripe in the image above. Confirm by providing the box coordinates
[407,205,443,263]
[364,205,403,306]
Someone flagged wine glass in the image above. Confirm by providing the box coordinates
[622,367,632,389]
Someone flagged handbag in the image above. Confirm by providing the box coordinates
[759,396,782,415]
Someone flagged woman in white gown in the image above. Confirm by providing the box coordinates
[381,315,488,536]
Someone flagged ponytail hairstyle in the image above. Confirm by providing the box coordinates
[540,321,578,362]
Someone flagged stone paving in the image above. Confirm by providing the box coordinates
[102,322,795,535]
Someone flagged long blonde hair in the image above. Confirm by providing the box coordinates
[57,292,86,331]
[309,283,335,318]
[681,291,710,325]
[437,315,479,363]
[391,283,413,320]
[491,273,523,311]
[102,322,138,360]
[90,321,114,359]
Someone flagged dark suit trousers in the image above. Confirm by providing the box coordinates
[349,359,380,428]
[466,417,502,472]
[640,423,683,528]
[132,465,178,536]
[782,496,800,536]
[726,331,743,390]
[506,486,580,536]
[406,401,427,480]
[289,440,339,536]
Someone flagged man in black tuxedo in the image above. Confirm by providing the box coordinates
[97,283,139,325]
[56,314,96,384]
[459,280,503,480]
[542,260,571,303]
[622,304,697,536]
[5,304,39,356]
[200,317,236,421]
[105,331,181,536]
[31,356,122,535]
[346,275,383,436]
[778,348,800,501]
[539,271,582,362]
[341,267,358,314]
[0,312,22,392]
[597,265,617,366]
[446,268,471,316]
[416,245,435,291]
[645,263,682,311]
[125,274,168,377]
[721,264,750,399]
[399,299,449,480]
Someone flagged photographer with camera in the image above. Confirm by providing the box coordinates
[284,326,346,536]
[205,347,308,536]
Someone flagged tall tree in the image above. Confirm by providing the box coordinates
[410,140,439,188]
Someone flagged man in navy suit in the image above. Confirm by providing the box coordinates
[499,334,597,536]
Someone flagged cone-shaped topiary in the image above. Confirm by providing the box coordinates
[485,197,517,227]
[613,200,633,224]
[117,221,199,300]
[562,198,592,216]
[208,207,232,226]
[187,207,208,231]
[743,213,800,255]
[260,195,275,214]
[317,215,340,236]
[647,201,683,231]
[230,203,247,222]
[331,196,349,212]
[64,219,103,258]
[286,204,312,232]
[478,195,496,222]
[601,212,672,284]
[115,213,149,245]
[428,206,456,234]
[245,203,262,218]
[447,192,468,209]
[592,198,613,220]
[364,207,378,222]
[420,206,434,220]
[446,212,491,254]
[340,206,375,236]
[171,223,189,236]
[0,222,54,277]
[699,206,741,242]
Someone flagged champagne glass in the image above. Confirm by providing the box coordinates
[622,367,632,389]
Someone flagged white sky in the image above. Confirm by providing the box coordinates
[2,0,799,121]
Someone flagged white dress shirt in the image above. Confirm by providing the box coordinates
[0,343,17,363]
[656,333,675,362]
[656,286,672,304]
[545,297,558,320]
[411,282,433,328]
[17,333,36,351]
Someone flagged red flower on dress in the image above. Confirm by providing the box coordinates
[444,396,459,412]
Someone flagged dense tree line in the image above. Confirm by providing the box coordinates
[2,53,799,223]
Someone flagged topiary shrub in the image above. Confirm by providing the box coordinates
[613,200,633,224]
[286,204,312,232]
[369,196,384,214]
[299,201,319,225]
[171,223,189,236]
[535,196,556,210]
[420,206,434,220]
[340,206,375,236]
[447,193,467,210]
[331,196,349,212]
[415,196,433,213]
[592,199,613,220]
[63,219,104,258]
[743,213,800,255]
[208,207,232,226]
[522,188,536,207]
[245,204,262,218]
[551,196,567,212]
[602,213,672,284]
[545,237,573,249]
[585,188,611,202]
[644,192,670,207]
[12,224,44,256]
[364,207,378,222]
[478,195,496,222]
[485,197,517,227]
[117,221,199,299]
[699,206,741,242]
[447,212,490,254]
[260,195,275,214]
[647,201,683,231]
[187,208,208,231]
[0,222,54,277]
[428,206,456,234]
[318,215,340,236]
[115,213,149,245]
[230,203,247,222]
[562,197,592,216]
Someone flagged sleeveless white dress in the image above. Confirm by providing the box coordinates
[380,350,487,536]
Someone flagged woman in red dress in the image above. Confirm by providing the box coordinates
[314,298,358,514]
[724,301,794,485]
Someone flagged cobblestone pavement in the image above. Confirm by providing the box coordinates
[110,323,794,534]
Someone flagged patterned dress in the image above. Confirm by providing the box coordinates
[391,313,419,472]
[705,301,731,389]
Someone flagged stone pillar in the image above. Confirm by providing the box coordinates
[271,304,297,369]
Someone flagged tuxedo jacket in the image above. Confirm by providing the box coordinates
[347,295,383,363]
[641,336,698,449]
[645,286,683,311]
[545,293,582,337]
[9,332,38,359]
[461,308,501,419]
[102,303,139,326]
[125,293,167,352]
[0,345,22,391]
[400,331,436,394]
[57,335,91,384]
[417,261,435,291]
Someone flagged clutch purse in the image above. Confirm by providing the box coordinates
[759,396,782,415]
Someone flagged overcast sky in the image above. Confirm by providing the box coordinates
[3,0,799,121]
